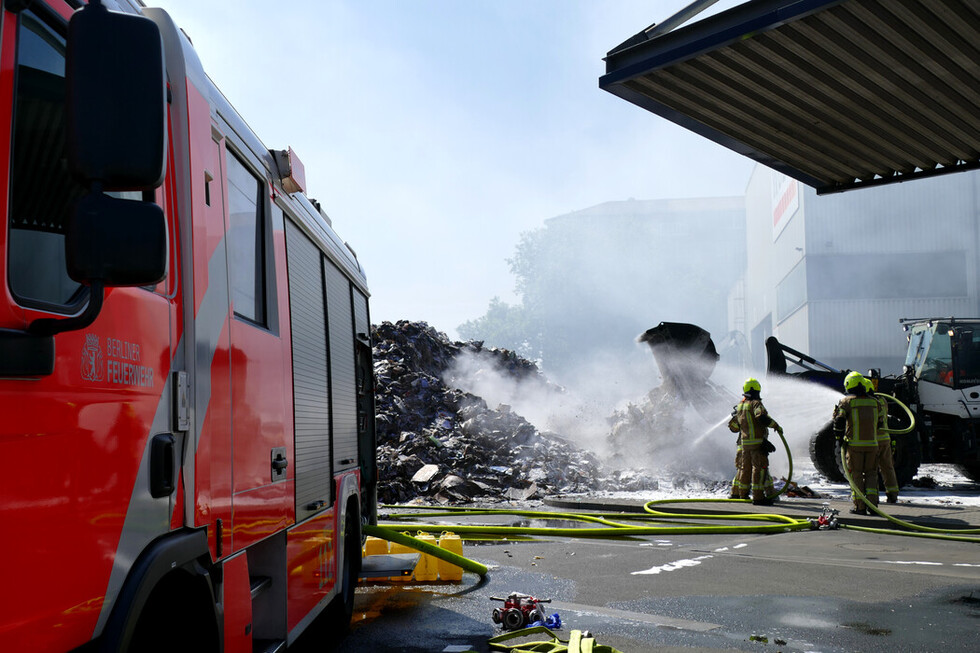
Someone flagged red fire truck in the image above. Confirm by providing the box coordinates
[0,1,377,650]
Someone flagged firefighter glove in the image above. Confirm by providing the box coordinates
[764,440,777,454]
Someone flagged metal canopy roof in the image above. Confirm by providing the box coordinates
[600,0,980,194]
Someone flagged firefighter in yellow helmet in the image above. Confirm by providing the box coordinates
[863,376,899,503]
[728,378,782,505]
[834,371,880,514]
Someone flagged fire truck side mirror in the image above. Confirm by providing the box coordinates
[66,193,167,287]
[28,193,167,337]
[25,1,169,339]
[66,0,167,190]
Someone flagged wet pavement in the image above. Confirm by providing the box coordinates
[296,495,980,653]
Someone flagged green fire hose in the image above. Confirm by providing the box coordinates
[370,405,978,578]
[838,391,980,542]
[363,523,490,577]
[839,445,980,542]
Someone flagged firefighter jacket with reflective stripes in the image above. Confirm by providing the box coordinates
[874,394,890,444]
[730,398,778,451]
[833,394,879,449]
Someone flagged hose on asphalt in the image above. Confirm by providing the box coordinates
[838,444,980,542]
[375,426,811,555]
[369,405,977,573]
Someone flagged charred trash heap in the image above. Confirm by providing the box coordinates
[372,321,660,504]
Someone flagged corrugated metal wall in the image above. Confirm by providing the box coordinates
[806,172,979,255]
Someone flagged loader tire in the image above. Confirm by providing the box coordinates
[809,422,846,483]
[891,433,921,488]
[955,461,980,484]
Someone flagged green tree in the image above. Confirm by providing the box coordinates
[456,296,536,360]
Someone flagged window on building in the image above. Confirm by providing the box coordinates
[225,151,267,326]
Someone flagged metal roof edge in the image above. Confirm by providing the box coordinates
[600,0,844,87]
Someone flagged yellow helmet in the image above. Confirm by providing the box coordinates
[743,377,761,393]
[844,371,864,391]
[860,376,874,393]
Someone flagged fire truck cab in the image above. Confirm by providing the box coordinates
[0,1,376,650]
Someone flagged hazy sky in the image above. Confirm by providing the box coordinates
[148,0,754,338]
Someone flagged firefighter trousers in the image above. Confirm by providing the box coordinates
[736,448,769,500]
[877,439,899,501]
[845,446,879,509]
[731,449,774,499]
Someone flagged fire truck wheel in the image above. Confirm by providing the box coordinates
[130,568,219,651]
[337,504,361,624]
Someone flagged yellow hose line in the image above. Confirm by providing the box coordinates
[642,498,805,526]
[841,523,980,543]
[876,392,916,435]
[381,503,812,536]
[839,446,980,540]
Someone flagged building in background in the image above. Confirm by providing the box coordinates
[738,165,980,375]
[461,197,745,383]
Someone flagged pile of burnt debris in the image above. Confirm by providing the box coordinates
[372,320,659,504]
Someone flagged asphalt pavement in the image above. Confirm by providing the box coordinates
[295,494,980,653]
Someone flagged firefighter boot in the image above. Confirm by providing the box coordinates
[886,493,898,504]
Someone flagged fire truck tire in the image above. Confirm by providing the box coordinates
[955,462,980,483]
[809,422,846,483]
[100,529,217,653]
[335,502,362,627]
[129,566,219,652]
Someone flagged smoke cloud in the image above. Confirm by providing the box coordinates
[444,347,844,486]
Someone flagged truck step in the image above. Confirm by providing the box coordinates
[252,638,285,653]
[249,575,272,600]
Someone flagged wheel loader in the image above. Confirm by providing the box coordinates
[767,318,980,485]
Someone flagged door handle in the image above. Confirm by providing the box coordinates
[271,446,288,481]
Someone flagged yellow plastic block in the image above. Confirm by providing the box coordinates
[414,532,439,581]
[437,532,463,581]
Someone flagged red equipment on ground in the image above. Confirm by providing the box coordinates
[491,592,553,630]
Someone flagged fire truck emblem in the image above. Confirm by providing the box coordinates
[81,333,105,381]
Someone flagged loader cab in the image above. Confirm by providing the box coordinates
[904,321,980,390]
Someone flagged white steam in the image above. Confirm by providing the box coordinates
[443,348,843,484]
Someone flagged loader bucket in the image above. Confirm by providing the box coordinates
[638,322,719,393]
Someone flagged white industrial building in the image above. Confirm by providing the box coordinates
[735,166,980,376]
